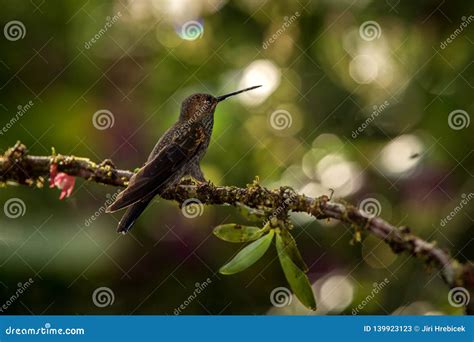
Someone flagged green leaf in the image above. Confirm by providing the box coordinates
[280,229,309,272]
[213,224,265,243]
[219,230,275,275]
[276,233,316,310]
[235,202,265,221]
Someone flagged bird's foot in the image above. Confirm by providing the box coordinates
[182,175,206,185]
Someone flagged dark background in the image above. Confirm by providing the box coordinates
[0,0,473,315]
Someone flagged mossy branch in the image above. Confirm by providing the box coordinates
[1,141,473,314]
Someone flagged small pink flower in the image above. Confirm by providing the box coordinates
[49,164,75,200]
[49,163,58,187]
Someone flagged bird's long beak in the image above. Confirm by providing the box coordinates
[216,85,262,102]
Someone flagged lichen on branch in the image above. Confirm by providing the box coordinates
[1,141,472,314]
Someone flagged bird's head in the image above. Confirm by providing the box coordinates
[179,85,262,122]
[179,93,217,122]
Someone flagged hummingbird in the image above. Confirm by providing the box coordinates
[106,85,262,233]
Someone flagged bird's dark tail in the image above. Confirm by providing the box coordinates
[116,197,153,234]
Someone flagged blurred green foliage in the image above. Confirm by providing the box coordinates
[0,0,473,315]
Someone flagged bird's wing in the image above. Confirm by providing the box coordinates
[145,125,174,163]
[106,123,206,212]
